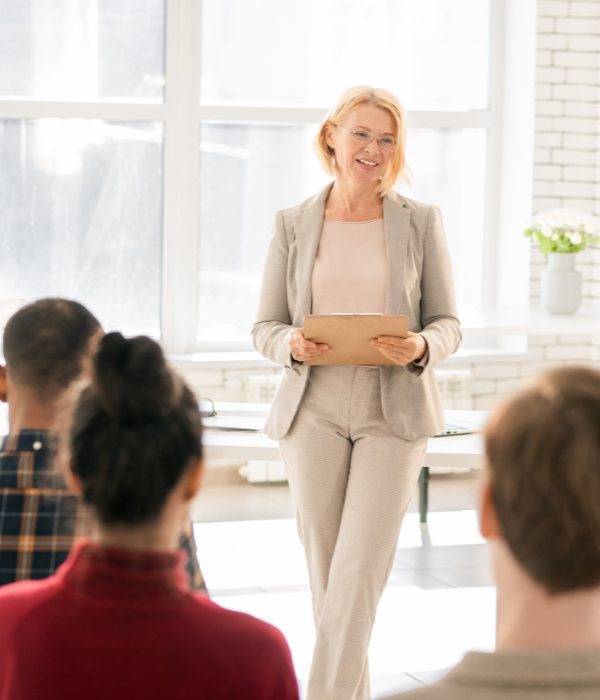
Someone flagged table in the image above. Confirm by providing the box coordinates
[204,408,487,523]
[0,400,486,522]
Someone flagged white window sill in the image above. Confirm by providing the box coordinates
[169,352,279,370]
[442,348,529,365]
[168,347,530,370]
[460,304,600,336]
[170,306,600,369]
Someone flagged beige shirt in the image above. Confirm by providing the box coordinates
[386,648,600,699]
[311,219,387,315]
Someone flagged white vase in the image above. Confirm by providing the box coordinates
[540,252,581,315]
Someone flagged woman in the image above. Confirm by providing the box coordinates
[0,333,299,700]
[252,86,461,700]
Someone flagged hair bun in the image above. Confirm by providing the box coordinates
[94,332,176,421]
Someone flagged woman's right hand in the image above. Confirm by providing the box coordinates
[289,328,331,362]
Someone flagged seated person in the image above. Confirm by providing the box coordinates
[0,331,298,700]
[0,298,204,591]
[388,366,600,699]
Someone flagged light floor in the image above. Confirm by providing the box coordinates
[192,470,496,698]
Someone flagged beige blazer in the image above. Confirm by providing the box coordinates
[252,182,461,442]
[387,648,600,699]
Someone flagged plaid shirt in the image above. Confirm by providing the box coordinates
[0,430,206,592]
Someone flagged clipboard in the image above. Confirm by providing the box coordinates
[303,314,409,366]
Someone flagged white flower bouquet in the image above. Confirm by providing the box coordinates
[524,208,598,255]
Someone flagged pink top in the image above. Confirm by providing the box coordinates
[311,219,387,315]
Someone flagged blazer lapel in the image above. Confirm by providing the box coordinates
[295,182,333,319]
[383,193,411,315]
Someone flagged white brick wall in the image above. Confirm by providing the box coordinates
[532,0,600,313]
[482,0,600,415]
[176,342,599,413]
[178,366,282,403]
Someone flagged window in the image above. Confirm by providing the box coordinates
[0,118,162,335]
[0,1,164,101]
[200,0,489,110]
[0,0,165,338]
[198,0,493,346]
[1,0,505,353]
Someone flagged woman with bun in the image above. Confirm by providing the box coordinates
[253,86,460,700]
[0,333,299,700]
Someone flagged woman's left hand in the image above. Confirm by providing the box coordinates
[370,332,427,366]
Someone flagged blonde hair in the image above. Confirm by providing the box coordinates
[314,85,410,197]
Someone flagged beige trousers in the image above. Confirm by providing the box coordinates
[279,366,427,700]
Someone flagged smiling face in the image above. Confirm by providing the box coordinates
[325,104,397,188]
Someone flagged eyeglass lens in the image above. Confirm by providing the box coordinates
[350,129,396,152]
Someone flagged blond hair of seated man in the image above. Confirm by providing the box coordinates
[387,366,600,699]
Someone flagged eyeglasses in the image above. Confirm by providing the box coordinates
[336,125,397,153]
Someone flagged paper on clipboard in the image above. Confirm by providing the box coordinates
[304,314,409,366]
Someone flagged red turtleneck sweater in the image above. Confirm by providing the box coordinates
[0,541,299,700]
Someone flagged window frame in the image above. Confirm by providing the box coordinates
[0,0,516,355]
